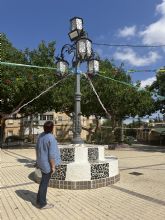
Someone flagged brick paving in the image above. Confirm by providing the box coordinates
[0,145,165,220]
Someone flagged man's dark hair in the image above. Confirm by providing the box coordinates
[43,121,54,133]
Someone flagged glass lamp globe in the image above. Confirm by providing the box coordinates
[68,17,83,41]
[56,60,69,77]
[76,38,92,60]
[88,59,99,75]
[70,17,83,31]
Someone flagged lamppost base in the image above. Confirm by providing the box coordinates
[71,136,84,144]
[34,144,120,190]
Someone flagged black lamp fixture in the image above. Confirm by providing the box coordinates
[68,17,83,41]
[56,58,69,77]
[88,59,99,75]
[76,37,92,60]
[56,17,100,143]
[88,52,100,76]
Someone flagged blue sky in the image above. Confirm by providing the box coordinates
[1,0,165,86]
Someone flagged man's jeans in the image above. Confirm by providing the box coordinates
[37,172,51,208]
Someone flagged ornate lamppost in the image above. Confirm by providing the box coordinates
[35,18,120,190]
[56,17,99,144]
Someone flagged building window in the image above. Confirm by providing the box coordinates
[40,114,53,121]
[58,116,63,121]
[40,115,46,120]
[8,119,14,124]
[56,129,63,136]
[47,115,53,120]
[7,130,13,136]
[68,130,73,137]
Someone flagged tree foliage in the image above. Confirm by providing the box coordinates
[81,60,154,127]
[150,69,165,115]
[1,35,155,142]
[1,34,59,119]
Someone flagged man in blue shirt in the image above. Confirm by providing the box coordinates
[36,121,61,209]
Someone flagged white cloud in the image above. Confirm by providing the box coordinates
[113,48,161,66]
[140,0,165,45]
[156,0,165,15]
[140,76,156,88]
[118,25,136,37]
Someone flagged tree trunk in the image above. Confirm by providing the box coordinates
[81,124,94,143]
[0,118,6,144]
[111,115,116,131]
[94,115,100,134]
[28,115,33,142]
[110,115,118,143]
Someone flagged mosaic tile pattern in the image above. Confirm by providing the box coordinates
[91,163,109,180]
[35,174,120,190]
[60,148,75,162]
[51,165,67,180]
[88,148,99,161]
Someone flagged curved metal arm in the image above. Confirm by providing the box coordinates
[61,44,76,59]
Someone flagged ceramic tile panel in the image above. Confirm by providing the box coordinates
[60,148,75,162]
[88,147,99,161]
[51,165,67,180]
[91,163,109,179]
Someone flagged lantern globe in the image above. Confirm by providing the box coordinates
[88,59,99,75]
[76,38,92,60]
[70,17,83,31]
[56,59,69,77]
[68,17,83,41]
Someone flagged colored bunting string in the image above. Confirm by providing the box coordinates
[127,69,165,73]
[151,93,165,101]
[97,73,165,100]
[0,61,57,70]
[1,61,165,74]
[10,74,72,116]
[97,73,135,88]
[93,42,165,48]
[83,73,111,119]
[1,61,165,100]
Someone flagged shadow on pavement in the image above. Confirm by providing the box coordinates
[15,189,38,207]
[129,144,165,153]
[28,172,36,182]
[17,158,36,168]
[17,158,31,163]
[110,185,165,206]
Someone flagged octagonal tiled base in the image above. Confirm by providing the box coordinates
[34,144,120,190]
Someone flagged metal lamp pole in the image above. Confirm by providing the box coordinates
[56,17,99,144]
[72,64,84,144]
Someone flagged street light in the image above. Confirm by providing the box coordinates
[88,53,100,76]
[56,58,69,77]
[68,17,83,41]
[76,37,92,60]
[56,17,100,144]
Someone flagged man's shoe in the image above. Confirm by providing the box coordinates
[36,200,48,207]
[40,203,54,210]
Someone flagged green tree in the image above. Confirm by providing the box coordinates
[1,34,59,141]
[64,59,154,142]
[81,60,154,130]
[1,35,155,144]
[150,68,165,115]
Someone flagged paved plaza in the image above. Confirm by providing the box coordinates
[0,144,165,220]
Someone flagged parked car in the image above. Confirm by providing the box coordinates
[124,136,137,145]
[5,135,25,144]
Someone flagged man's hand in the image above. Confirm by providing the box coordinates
[51,167,55,177]
[34,162,39,168]
[50,158,56,176]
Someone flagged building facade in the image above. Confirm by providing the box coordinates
[4,112,95,143]
[137,122,165,145]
